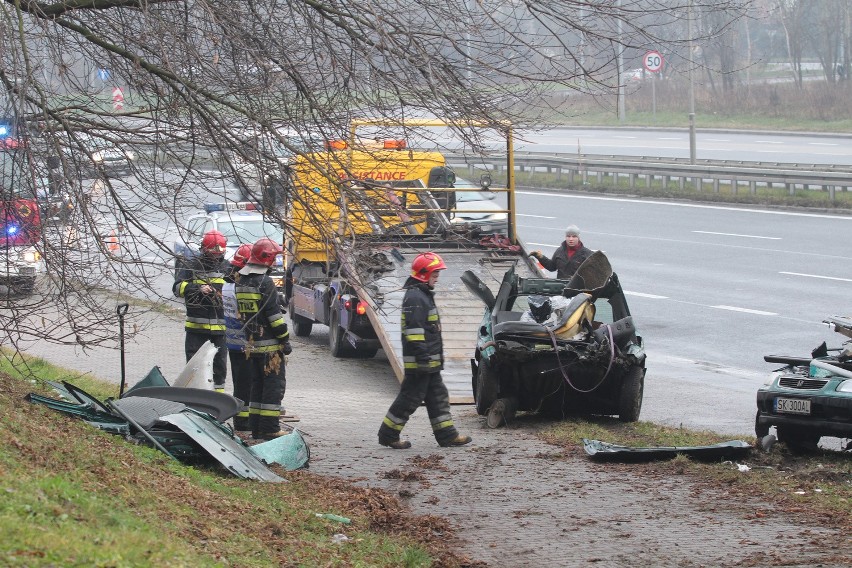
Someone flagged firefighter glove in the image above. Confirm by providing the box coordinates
[281,341,293,355]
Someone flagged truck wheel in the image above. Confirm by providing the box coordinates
[617,365,644,422]
[291,313,313,337]
[354,346,379,359]
[776,426,820,453]
[475,360,499,416]
[329,307,356,358]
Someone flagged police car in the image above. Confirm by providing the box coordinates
[174,202,285,283]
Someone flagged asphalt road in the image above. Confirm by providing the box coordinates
[90,153,852,438]
[515,127,852,165]
[516,189,852,437]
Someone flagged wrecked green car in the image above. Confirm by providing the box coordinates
[462,251,646,427]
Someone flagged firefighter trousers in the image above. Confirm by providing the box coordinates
[378,371,459,446]
[246,351,287,435]
[185,332,227,389]
[228,350,251,431]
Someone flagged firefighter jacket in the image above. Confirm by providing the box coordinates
[222,265,246,352]
[401,277,443,375]
[538,241,593,279]
[173,253,229,335]
[235,268,289,355]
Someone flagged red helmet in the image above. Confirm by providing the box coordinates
[201,230,227,255]
[248,237,283,267]
[410,252,447,282]
[231,243,252,268]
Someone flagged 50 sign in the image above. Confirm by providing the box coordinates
[643,51,664,73]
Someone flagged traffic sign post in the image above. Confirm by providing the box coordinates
[643,51,664,121]
[642,51,664,73]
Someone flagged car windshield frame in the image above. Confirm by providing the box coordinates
[216,218,281,244]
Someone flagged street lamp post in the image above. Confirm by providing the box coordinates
[688,0,696,164]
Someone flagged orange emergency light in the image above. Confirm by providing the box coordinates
[383,139,407,150]
[325,140,348,150]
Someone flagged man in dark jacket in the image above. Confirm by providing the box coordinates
[236,238,292,440]
[530,224,593,279]
[173,229,230,391]
[378,252,472,449]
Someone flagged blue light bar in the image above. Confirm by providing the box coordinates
[6,224,19,235]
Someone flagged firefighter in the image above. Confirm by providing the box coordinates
[173,229,230,392]
[378,252,472,449]
[237,237,292,440]
[223,243,253,431]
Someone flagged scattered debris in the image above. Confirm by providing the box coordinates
[315,513,351,524]
[583,438,752,463]
[26,365,310,482]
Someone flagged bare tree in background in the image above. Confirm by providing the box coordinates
[0,0,747,358]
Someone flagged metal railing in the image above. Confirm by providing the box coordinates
[445,152,852,201]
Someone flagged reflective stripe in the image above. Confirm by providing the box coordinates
[236,292,263,300]
[427,314,439,321]
[185,322,226,331]
[405,334,425,341]
[404,327,425,335]
[431,419,454,431]
[192,278,225,285]
[187,316,226,325]
[382,416,405,431]
[177,281,188,297]
[258,409,280,417]
[246,336,284,353]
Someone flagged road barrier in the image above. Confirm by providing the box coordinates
[445,152,852,202]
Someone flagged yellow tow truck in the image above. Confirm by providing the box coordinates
[283,119,539,402]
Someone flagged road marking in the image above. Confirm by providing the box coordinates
[754,140,784,144]
[517,213,557,219]
[657,137,681,140]
[613,135,638,139]
[693,230,781,240]
[625,291,668,299]
[780,271,852,282]
[712,305,777,316]
[808,142,838,146]
[526,242,556,248]
[704,138,731,142]
[517,191,852,220]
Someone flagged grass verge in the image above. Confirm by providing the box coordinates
[538,417,851,535]
[0,357,479,567]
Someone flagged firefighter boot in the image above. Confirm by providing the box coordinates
[379,438,412,449]
[439,434,472,447]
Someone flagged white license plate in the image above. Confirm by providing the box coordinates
[774,397,811,415]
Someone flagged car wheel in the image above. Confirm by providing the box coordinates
[475,360,499,416]
[776,426,820,453]
[754,410,770,439]
[291,313,313,337]
[617,365,644,422]
[329,307,356,358]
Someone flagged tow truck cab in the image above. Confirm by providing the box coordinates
[283,139,449,352]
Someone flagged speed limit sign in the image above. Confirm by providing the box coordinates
[643,51,664,73]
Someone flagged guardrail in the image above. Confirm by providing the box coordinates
[444,152,852,202]
[155,145,852,203]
